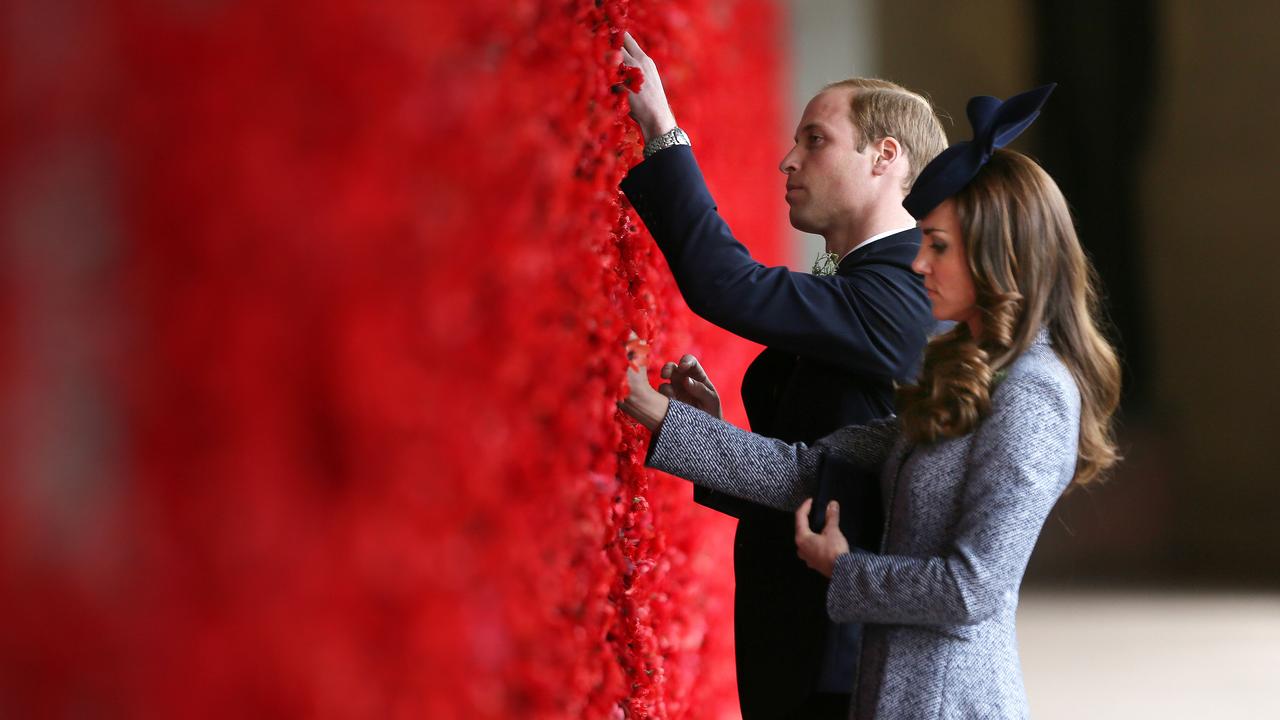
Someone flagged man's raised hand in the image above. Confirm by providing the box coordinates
[620,32,677,142]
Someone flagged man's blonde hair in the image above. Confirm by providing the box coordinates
[823,78,948,192]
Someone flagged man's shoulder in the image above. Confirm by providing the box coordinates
[855,228,922,259]
[836,251,926,294]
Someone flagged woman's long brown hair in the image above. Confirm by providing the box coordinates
[896,149,1122,487]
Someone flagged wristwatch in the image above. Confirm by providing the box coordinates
[643,127,691,158]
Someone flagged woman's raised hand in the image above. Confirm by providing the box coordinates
[657,355,723,420]
[620,335,671,432]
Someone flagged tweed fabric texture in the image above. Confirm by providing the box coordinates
[647,332,1080,719]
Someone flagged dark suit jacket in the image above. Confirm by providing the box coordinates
[621,145,932,718]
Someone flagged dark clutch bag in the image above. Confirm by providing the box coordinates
[808,451,883,551]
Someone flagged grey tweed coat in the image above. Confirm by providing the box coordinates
[647,331,1080,719]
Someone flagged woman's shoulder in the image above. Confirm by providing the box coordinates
[971,330,1081,493]
[993,330,1081,418]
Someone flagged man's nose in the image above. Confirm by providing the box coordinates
[779,148,798,174]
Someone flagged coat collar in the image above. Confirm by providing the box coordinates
[837,227,922,276]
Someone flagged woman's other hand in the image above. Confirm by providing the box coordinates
[658,354,722,420]
[620,336,670,432]
[794,498,850,578]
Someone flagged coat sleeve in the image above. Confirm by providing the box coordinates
[645,400,900,511]
[825,365,1081,626]
[621,146,931,381]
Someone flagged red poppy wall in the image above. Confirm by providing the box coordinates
[1,0,787,717]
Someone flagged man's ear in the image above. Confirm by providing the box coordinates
[871,137,904,177]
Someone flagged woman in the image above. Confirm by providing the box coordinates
[620,85,1121,719]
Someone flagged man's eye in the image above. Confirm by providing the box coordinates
[809,135,823,145]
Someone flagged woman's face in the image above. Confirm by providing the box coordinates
[912,199,979,333]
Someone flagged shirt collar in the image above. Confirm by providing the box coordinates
[838,224,917,264]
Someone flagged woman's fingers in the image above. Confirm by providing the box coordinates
[648,356,720,412]
[669,356,713,390]
[683,376,716,404]
[793,499,843,578]
[625,333,649,370]
[794,501,821,573]
[626,364,648,387]
[795,498,815,539]
[678,354,710,380]
[677,355,716,393]
[824,501,840,534]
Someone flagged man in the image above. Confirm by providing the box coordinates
[618,34,948,719]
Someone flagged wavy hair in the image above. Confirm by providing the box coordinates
[895,149,1122,488]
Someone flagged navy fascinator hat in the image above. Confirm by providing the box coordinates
[903,84,1057,220]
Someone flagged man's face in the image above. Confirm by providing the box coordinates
[779,88,879,235]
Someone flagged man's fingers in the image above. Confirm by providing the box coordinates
[660,361,677,380]
[795,498,814,538]
[622,31,644,58]
[657,383,674,398]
